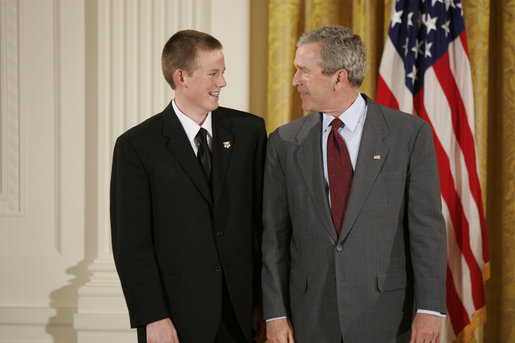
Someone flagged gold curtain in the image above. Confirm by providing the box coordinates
[262,0,515,342]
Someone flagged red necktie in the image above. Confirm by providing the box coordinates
[327,117,353,236]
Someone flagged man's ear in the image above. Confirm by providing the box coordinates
[336,69,348,84]
[334,69,349,90]
[173,69,187,88]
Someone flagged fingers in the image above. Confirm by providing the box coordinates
[410,313,442,343]
[266,318,295,343]
[146,318,179,343]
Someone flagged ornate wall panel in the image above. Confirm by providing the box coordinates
[0,0,62,256]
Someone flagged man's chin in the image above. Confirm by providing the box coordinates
[208,100,219,111]
[301,104,312,112]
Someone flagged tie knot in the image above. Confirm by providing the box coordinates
[196,128,209,145]
[331,117,344,131]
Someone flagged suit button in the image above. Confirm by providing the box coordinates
[336,245,343,252]
[216,231,224,237]
[215,265,222,272]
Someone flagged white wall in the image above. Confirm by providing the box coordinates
[0,0,250,342]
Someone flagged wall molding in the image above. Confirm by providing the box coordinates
[0,306,74,326]
[0,306,75,342]
[0,0,21,215]
[52,0,63,254]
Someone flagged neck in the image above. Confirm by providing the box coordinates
[325,90,360,117]
[174,98,208,125]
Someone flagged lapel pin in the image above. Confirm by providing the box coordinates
[373,154,381,160]
[223,141,231,149]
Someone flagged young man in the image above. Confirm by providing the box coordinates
[261,26,447,343]
[111,30,266,343]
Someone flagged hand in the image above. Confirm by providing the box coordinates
[252,304,266,342]
[266,318,295,343]
[146,318,180,343]
[409,313,442,343]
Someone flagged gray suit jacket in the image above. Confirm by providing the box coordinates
[261,95,447,343]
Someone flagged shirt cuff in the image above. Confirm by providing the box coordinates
[417,309,447,317]
[265,316,288,323]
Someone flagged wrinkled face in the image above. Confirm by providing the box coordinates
[292,43,337,113]
[182,49,226,117]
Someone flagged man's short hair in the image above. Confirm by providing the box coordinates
[162,30,223,89]
[297,25,366,87]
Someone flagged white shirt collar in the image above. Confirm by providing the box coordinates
[172,99,212,154]
[322,93,366,132]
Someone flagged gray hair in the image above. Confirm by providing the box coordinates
[297,26,366,87]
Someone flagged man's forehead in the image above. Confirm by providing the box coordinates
[294,46,322,69]
[297,42,321,52]
[296,43,321,59]
[196,49,224,64]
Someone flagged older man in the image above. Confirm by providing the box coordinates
[262,26,447,343]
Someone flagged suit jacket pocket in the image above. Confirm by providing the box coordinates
[377,269,407,292]
[289,270,308,293]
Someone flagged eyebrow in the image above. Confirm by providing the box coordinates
[208,67,226,72]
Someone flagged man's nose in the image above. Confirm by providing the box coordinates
[217,74,226,88]
[292,71,300,87]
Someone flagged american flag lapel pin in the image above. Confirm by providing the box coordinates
[373,154,381,160]
[223,141,231,149]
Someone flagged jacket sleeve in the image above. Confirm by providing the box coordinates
[261,131,292,320]
[407,122,448,314]
[110,136,169,328]
[252,119,267,304]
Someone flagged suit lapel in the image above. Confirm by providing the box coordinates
[293,113,337,241]
[211,108,234,207]
[338,96,389,241]
[162,103,212,205]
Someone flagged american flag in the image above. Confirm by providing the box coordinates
[376,0,489,341]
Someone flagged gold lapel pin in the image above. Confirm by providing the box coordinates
[373,154,381,160]
[223,141,231,149]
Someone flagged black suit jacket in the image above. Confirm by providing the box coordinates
[110,102,266,342]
